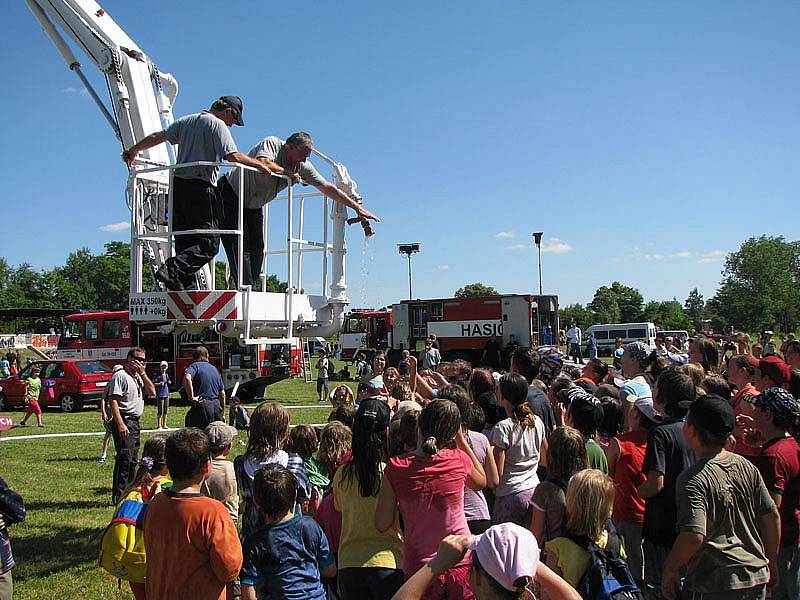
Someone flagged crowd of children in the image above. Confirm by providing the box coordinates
[96,336,800,600]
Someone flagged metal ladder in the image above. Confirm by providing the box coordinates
[301,338,313,383]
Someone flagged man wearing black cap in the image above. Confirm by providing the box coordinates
[661,394,779,600]
[123,96,272,290]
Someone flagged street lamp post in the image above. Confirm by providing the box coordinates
[397,243,421,300]
[532,232,543,346]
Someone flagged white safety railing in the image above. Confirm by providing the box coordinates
[127,160,349,343]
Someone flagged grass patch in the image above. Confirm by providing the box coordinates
[0,373,355,599]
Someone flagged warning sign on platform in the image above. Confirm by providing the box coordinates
[129,293,169,321]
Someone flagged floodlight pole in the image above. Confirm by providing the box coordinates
[397,243,421,301]
[532,232,543,346]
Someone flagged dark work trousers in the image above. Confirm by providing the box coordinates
[217,177,265,289]
[111,415,141,504]
[337,567,405,600]
[570,342,584,364]
[185,398,222,430]
[165,177,221,289]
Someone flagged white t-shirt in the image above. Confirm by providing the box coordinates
[489,416,545,497]
[566,327,582,346]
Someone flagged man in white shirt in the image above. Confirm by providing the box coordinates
[566,320,584,365]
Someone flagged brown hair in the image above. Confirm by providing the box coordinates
[287,425,318,459]
[391,382,413,403]
[681,362,705,388]
[318,421,352,470]
[498,373,536,428]
[419,400,461,455]
[166,428,210,481]
[246,401,290,461]
[546,426,587,482]
[565,469,615,541]
[192,345,210,361]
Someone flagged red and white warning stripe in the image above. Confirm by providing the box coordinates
[166,291,239,320]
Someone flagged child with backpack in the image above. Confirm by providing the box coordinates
[530,426,587,547]
[543,469,641,600]
[99,434,171,600]
[489,373,546,527]
[376,399,487,599]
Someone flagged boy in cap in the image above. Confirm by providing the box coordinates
[201,421,239,522]
[638,366,696,597]
[661,395,780,600]
[566,387,608,474]
[755,356,791,392]
[748,387,800,600]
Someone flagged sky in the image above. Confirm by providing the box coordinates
[3,1,799,311]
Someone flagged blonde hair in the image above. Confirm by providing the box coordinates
[328,384,355,408]
[391,381,413,403]
[565,469,615,541]
[681,362,705,388]
[318,421,352,471]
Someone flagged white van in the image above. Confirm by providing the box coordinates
[586,322,658,356]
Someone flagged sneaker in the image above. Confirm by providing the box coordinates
[99,456,106,464]
[19,422,27,427]
[38,424,45,428]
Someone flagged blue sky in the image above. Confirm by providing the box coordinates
[3,1,798,310]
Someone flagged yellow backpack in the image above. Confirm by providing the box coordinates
[98,477,172,582]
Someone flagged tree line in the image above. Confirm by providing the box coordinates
[456,236,798,334]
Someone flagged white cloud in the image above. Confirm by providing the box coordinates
[437,264,450,271]
[494,230,515,239]
[62,86,89,96]
[100,221,129,232]
[540,237,574,254]
[697,250,725,264]
[504,244,529,251]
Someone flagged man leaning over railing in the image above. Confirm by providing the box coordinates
[217,132,380,289]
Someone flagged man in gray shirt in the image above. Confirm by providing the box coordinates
[217,132,380,288]
[123,96,271,290]
[107,347,155,504]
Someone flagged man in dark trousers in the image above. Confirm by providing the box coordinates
[184,346,226,429]
[107,347,156,504]
[123,96,272,290]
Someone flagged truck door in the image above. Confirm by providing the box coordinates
[501,296,533,348]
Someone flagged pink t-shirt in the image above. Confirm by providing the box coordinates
[385,448,472,577]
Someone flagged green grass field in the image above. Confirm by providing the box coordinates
[0,374,355,599]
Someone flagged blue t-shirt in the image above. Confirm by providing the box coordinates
[184,361,223,399]
[156,373,170,398]
[619,378,652,402]
[241,514,333,600]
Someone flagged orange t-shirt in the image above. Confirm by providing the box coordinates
[143,490,242,600]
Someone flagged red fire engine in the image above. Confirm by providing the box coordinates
[339,294,559,364]
[56,311,298,401]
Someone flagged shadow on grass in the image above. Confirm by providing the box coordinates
[26,499,111,511]
[13,523,105,582]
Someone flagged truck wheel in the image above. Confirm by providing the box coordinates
[0,393,7,411]
[59,394,82,413]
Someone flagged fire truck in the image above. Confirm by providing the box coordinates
[339,294,559,364]
[56,311,297,401]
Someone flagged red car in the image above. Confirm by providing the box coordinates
[0,359,113,412]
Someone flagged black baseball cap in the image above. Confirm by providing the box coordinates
[688,394,734,437]
[220,95,244,126]
[355,398,391,431]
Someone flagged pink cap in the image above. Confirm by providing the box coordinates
[467,523,539,592]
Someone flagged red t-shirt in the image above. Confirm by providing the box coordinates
[611,430,648,524]
[385,449,472,577]
[752,436,800,547]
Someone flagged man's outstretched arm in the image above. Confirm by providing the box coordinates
[316,180,380,222]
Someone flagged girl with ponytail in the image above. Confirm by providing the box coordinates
[376,399,486,599]
[489,373,546,527]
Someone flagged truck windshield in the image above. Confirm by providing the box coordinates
[346,318,367,333]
